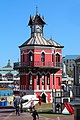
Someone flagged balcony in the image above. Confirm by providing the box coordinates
[14,61,62,69]
[73,86,80,97]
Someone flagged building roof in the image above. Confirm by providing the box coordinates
[0,60,19,76]
[19,36,63,48]
[63,55,80,60]
[48,39,61,47]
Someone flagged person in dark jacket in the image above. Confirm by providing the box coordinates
[15,100,20,116]
[32,109,39,120]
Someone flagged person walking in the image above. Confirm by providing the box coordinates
[32,109,39,120]
[15,100,20,116]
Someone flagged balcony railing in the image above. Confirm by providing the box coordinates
[14,61,62,69]
[73,86,80,97]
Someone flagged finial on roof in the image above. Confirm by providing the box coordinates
[7,59,11,66]
[50,36,52,40]
[36,5,38,15]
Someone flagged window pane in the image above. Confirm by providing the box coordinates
[29,74,32,85]
[47,75,50,85]
[36,75,40,85]
[29,52,33,62]
[42,75,45,85]
[42,52,45,62]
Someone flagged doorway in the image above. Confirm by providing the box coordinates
[42,93,46,103]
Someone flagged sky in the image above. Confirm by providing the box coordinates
[0,0,80,67]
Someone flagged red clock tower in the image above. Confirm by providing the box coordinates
[14,10,64,103]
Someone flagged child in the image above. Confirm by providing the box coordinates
[32,109,39,120]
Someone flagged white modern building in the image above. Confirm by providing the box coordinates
[0,60,20,94]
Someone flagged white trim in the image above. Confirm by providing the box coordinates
[20,46,54,50]
[21,51,24,55]
[54,74,62,76]
[20,72,52,76]
[28,50,33,54]
[34,90,52,92]
[36,71,41,75]
[35,52,51,54]
[26,72,35,75]
[40,91,48,96]
[55,52,61,55]
[46,72,50,75]
[62,97,70,103]
[42,72,46,75]
[21,51,52,55]
[41,50,46,54]
[0,81,14,83]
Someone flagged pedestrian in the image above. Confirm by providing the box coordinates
[15,100,20,116]
[20,100,23,113]
[32,109,39,120]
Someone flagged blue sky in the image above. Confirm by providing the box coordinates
[0,0,80,66]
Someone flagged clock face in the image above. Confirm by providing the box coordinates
[35,25,42,32]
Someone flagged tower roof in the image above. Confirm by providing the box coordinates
[19,36,63,48]
[28,14,46,26]
[20,9,64,48]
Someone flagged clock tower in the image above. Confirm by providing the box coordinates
[14,8,63,104]
[28,9,46,37]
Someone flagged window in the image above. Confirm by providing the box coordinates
[67,60,68,63]
[41,52,45,62]
[58,77,61,85]
[56,53,60,62]
[53,75,54,85]
[32,25,34,33]
[79,74,80,84]
[47,74,50,85]
[23,53,25,62]
[42,75,45,85]
[78,67,80,84]
[36,74,40,85]
[56,54,60,67]
[29,52,33,62]
[29,74,32,85]
[52,54,54,62]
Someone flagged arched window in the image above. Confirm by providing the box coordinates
[42,75,45,85]
[36,74,40,85]
[56,53,60,67]
[41,52,45,62]
[29,74,32,85]
[47,74,50,85]
[56,53,60,62]
[29,52,33,62]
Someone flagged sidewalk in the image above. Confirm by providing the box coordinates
[0,108,74,120]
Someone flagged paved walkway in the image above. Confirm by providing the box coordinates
[0,110,74,120]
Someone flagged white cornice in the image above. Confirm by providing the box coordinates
[20,46,54,50]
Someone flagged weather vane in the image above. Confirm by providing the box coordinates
[36,5,38,15]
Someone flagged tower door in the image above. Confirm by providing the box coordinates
[42,93,46,103]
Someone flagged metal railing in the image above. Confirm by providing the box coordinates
[14,61,62,69]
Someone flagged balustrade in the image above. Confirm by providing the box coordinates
[14,61,62,69]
